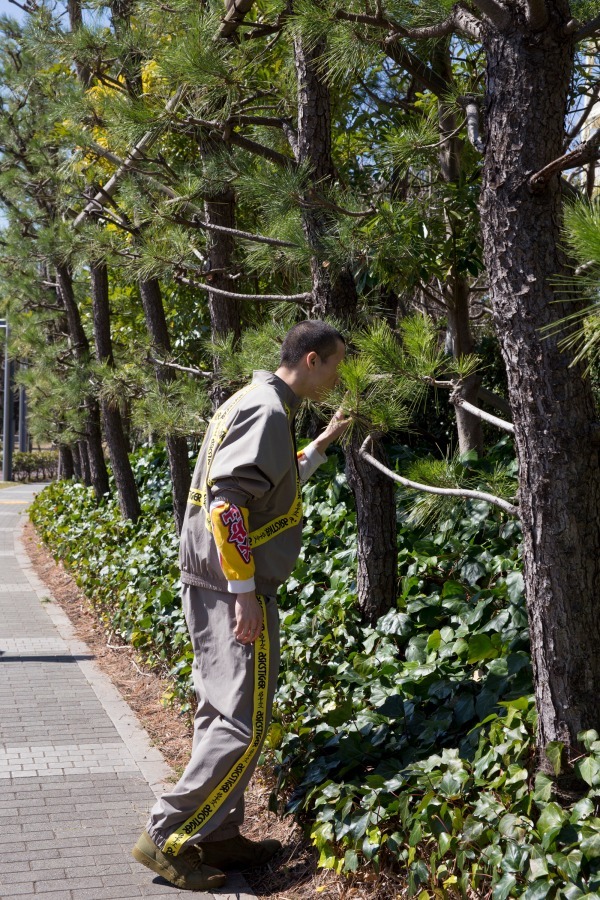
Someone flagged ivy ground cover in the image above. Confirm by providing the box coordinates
[30,447,600,898]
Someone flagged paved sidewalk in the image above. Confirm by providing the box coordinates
[0,483,254,900]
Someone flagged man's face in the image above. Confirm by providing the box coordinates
[307,340,346,401]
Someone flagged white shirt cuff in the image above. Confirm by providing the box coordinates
[226,577,256,593]
[297,441,327,482]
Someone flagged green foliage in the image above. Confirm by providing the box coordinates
[29,446,196,709]
[30,445,600,897]
[10,450,58,482]
[270,455,600,896]
[558,199,600,370]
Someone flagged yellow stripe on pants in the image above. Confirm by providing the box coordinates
[163,595,270,857]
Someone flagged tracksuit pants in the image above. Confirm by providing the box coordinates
[146,585,280,856]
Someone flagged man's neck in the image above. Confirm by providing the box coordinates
[274,366,306,400]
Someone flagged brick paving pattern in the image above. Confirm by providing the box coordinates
[0,484,252,900]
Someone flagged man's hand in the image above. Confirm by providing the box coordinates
[234,591,263,644]
[313,407,352,455]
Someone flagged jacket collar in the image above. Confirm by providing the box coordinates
[252,370,302,418]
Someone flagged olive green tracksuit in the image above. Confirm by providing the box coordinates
[146,371,326,855]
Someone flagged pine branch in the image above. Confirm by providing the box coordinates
[148,356,213,377]
[459,94,484,153]
[73,0,259,227]
[383,40,450,97]
[468,0,511,29]
[175,273,311,302]
[229,115,291,128]
[529,130,600,191]
[565,82,600,143]
[305,189,375,218]
[359,437,518,516]
[73,85,188,228]
[170,213,300,248]
[451,392,514,433]
[8,0,38,12]
[226,131,297,169]
[84,140,299,248]
[219,0,258,39]
[181,115,297,167]
[335,5,482,41]
[476,385,511,417]
[575,13,600,40]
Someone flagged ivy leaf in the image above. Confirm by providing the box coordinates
[575,755,600,787]
[505,571,524,602]
[325,698,354,728]
[580,826,600,860]
[533,773,553,803]
[569,799,594,824]
[343,849,359,872]
[461,560,487,585]
[521,879,554,900]
[545,741,564,776]
[493,873,517,900]
[467,633,498,664]
[536,803,567,847]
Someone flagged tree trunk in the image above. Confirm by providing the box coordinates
[294,17,396,623]
[90,263,141,521]
[138,278,191,534]
[66,0,92,85]
[55,263,110,500]
[58,444,74,480]
[345,435,397,624]
[481,13,600,759]
[293,26,358,320]
[434,42,483,455]
[78,439,91,486]
[202,184,242,407]
[71,443,81,481]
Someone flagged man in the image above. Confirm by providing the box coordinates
[133,320,349,891]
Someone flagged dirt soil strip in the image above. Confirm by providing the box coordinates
[23,519,395,900]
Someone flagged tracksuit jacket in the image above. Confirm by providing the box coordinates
[179,370,326,596]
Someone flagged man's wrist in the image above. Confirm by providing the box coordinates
[227,577,256,593]
[312,433,333,456]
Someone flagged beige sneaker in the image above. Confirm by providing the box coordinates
[198,833,282,870]
[132,830,226,891]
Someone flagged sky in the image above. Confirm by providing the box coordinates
[0,0,26,21]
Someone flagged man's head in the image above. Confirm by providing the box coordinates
[277,320,346,401]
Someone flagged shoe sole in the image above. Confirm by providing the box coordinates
[132,845,226,891]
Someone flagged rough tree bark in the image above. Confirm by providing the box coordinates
[58,444,75,480]
[77,439,91,486]
[71,442,83,482]
[293,26,358,319]
[200,177,242,407]
[293,17,396,622]
[138,278,191,535]
[345,435,397,623]
[90,262,141,521]
[480,4,600,758]
[55,264,109,500]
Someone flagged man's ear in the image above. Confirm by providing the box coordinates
[306,351,318,368]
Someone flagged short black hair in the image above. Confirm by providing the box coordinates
[280,320,345,368]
